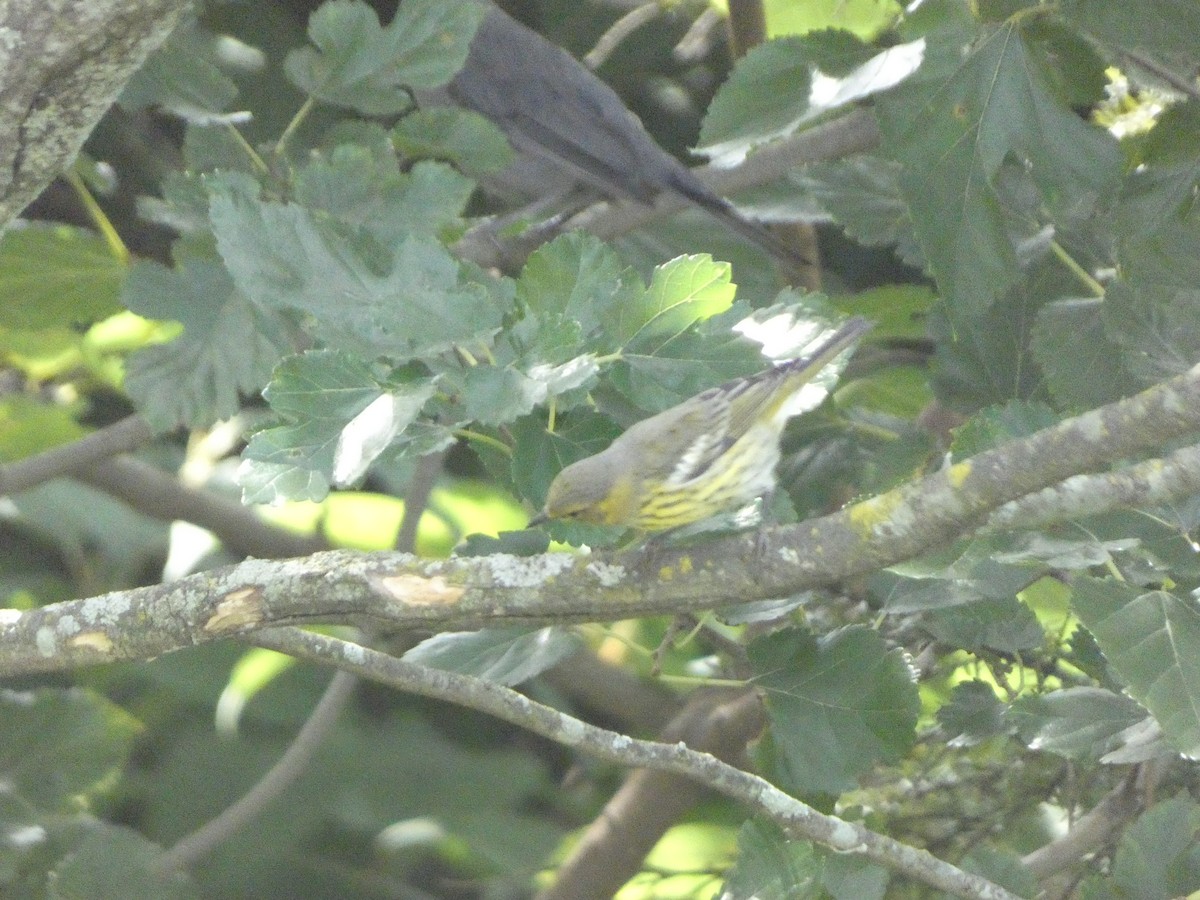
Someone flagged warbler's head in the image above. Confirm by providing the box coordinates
[533,451,637,527]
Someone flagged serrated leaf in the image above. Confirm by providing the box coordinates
[1101,281,1200,388]
[0,224,124,328]
[950,400,1060,460]
[792,157,925,268]
[239,350,435,503]
[208,176,504,357]
[1008,687,1148,760]
[1071,577,1200,758]
[514,232,642,361]
[295,150,473,243]
[929,288,1045,412]
[120,19,240,125]
[1110,796,1200,900]
[1032,298,1140,408]
[937,680,1007,746]
[719,819,822,900]
[391,107,515,176]
[923,595,1044,653]
[610,254,735,351]
[403,626,582,686]
[698,32,919,164]
[0,688,140,812]
[877,21,1121,313]
[284,0,485,114]
[123,258,291,430]
[750,627,919,795]
[455,365,545,426]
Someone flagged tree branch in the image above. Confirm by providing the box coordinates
[4,363,1200,675]
[0,0,189,231]
[453,108,881,271]
[250,626,1022,900]
[0,414,152,495]
[985,441,1200,532]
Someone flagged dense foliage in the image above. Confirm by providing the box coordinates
[3,0,1200,897]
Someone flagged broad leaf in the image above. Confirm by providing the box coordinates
[285,0,485,114]
[208,175,504,358]
[403,626,583,686]
[1071,577,1200,758]
[0,224,124,328]
[751,627,919,795]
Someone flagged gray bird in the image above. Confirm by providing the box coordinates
[448,5,804,268]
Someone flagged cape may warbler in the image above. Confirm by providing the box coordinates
[530,317,872,532]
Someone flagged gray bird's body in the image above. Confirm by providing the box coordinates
[450,5,804,267]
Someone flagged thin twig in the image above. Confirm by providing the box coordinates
[75,456,327,559]
[156,453,446,871]
[0,414,152,496]
[155,667,357,873]
[251,627,1022,900]
[583,3,662,70]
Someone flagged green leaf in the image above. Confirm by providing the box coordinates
[1110,796,1200,900]
[1101,281,1200,388]
[957,846,1037,900]
[284,0,485,114]
[0,688,140,812]
[937,680,1008,746]
[403,626,583,686]
[1061,0,1200,64]
[950,400,1060,460]
[0,397,86,462]
[123,258,291,430]
[514,232,642,361]
[391,107,515,176]
[750,626,919,795]
[120,19,240,125]
[611,254,736,351]
[294,150,473,243]
[820,853,889,900]
[47,825,198,900]
[1008,687,1148,760]
[793,157,925,268]
[929,289,1045,412]
[697,36,815,161]
[0,224,124,328]
[721,819,822,900]
[239,350,436,504]
[923,596,1044,653]
[1071,577,1200,758]
[208,175,504,358]
[698,31,919,163]
[1032,298,1140,408]
[876,21,1121,313]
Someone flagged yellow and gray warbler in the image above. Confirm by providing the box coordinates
[530,317,873,532]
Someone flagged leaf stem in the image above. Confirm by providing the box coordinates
[1050,240,1106,298]
[66,167,128,265]
[224,123,272,177]
[275,96,317,161]
[454,428,512,457]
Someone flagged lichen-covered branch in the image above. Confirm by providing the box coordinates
[0,0,189,230]
[4,363,1200,677]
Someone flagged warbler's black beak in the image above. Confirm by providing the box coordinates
[528,511,549,527]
